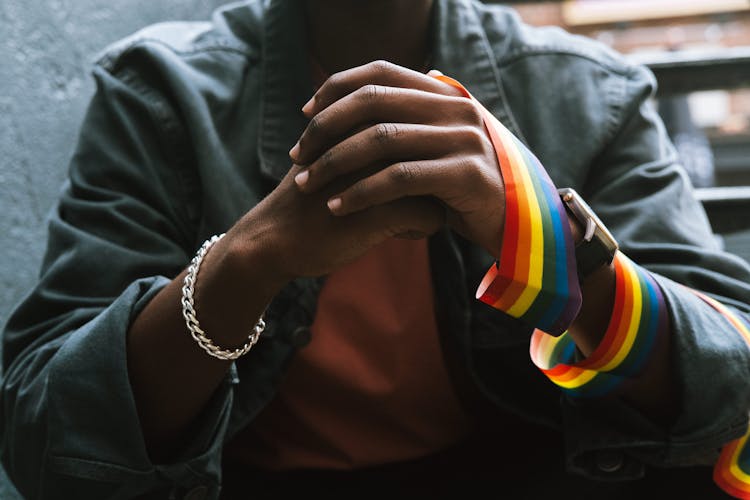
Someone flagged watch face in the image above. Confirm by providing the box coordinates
[559,188,618,258]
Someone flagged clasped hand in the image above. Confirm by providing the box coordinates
[243,61,505,281]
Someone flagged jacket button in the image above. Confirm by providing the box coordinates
[183,485,208,500]
[290,326,312,347]
[595,450,624,473]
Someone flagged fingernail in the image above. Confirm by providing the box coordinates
[327,197,342,213]
[294,170,309,187]
[302,96,314,115]
[289,142,300,160]
[427,69,443,76]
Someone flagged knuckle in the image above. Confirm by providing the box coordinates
[454,155,474,173]
[461,100,484,127]
[469,156,486,177]
[457,126,488,150]
[370,59,394,74]
[360,84,383,104]
[373,123,400,146]
[325,72,343,93]
[390,162,418,184]
[460,155,489,184]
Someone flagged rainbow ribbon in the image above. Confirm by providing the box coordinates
[434,74,581,337]
[690,290,750,499]
[528,252,668,397]
[434,73,750,498]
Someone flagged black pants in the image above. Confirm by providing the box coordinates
[220,429,728,499]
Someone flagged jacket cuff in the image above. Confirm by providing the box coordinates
[652,273,750,452]
[561,272,750,479]
[44,277,233,497]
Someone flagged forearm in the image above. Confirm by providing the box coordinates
[127,227,287,460]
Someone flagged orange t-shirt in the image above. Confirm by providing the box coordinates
[227,237,473,470]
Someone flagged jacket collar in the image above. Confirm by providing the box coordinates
[431,0,525,141]
[258,0,313,181]
[257,0,522,182]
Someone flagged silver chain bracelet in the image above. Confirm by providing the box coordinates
[181,233,265,360]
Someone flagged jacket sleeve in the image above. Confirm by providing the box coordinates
[562,62,750,476]
[1,62,233,499]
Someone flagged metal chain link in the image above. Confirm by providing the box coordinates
[181,233,265,360]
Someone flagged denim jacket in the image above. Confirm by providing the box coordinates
[3,0,750,498]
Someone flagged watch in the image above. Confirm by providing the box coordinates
[558,188,618,279]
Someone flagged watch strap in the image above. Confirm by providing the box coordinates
[575,236,615,278]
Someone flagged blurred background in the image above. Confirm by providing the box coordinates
[511,0,750,184]
[503,0,750,263]
[1,0,749,497]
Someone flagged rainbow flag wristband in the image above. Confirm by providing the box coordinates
[528,252,668,397]
[434,74,582,337]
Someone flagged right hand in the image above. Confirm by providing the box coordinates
[225,163,446,284]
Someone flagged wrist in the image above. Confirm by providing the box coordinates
[182,234,266,360]
[568,257,616,356]
[189,228,288,349]
[221,227,292,295]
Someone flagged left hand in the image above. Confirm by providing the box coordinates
[289,60,506,258]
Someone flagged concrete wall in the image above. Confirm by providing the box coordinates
[0,1,226,496]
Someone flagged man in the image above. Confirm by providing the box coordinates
[3,0,750,498]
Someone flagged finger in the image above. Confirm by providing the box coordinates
[326,158,475,216]
[302,60,464,117]
[292,85,483,165]
[295,124,482,193]
[353,195,446,241]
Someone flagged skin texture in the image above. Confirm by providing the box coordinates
[127,0,676,461]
